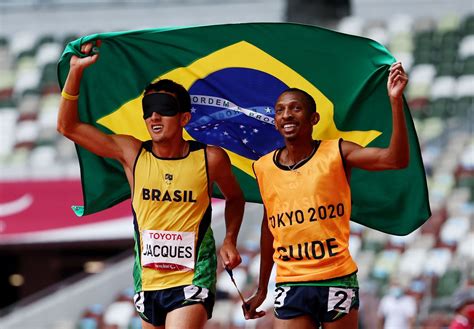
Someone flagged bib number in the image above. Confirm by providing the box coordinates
[133,291,145,313]
[274,286,291,308]
[184,285,209,302]
[327,287,354,313]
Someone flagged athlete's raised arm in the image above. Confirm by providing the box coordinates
[57,41,141,167]
[206,146,245,269]
[342,62,409,171]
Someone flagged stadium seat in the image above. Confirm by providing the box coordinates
[455,96,473,118]
[372,249,401,281]
[14,119,39,146]
[461,14,474,35]
[461,55,474,74]
[9,32,37,61]
[349,234,362,258]
[414,30,435,51]
[418,117,443,142]
[29,145,57,169]
[389,32,414,54]
[364,26,389,46]
[61,33,79,47]
[439,216,470,247]
[13,65,41,98]
[0,108,18,157]
[459,141,474,171]
[77,317,99,329]
[435,268,462,297]
[456,232,474,260]
[17,93,40,120]
[437,14,461,33]
[397,248,427,280]
[127,316,141,329]
[423,248,452,277]
[407,64,436,101]
[427,98,453,118]
[362,229,388,253]
[336,16,364,36]
[456,75,474,98]
[40,62,60,94]
[388,228,419,249]
[446,187,472,217]
[38,94,60,130]
[354,249,376,282]
[387,15,414,37]
[392,51,414,72]
[102,300,135,329]
[458,35,474,59]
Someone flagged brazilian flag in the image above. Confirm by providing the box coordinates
[57,23,430,235]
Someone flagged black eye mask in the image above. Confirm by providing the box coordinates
[142,93,180,119]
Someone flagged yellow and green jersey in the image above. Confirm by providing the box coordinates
[132,140,216,292]
[253,139,357,284]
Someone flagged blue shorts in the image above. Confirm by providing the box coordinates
[133,285,215,326]
[273,285,359,326]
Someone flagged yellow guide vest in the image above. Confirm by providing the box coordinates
[132,140,214,291]
[253,139,357,283]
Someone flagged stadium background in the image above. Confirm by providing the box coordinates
[0,0,472,328]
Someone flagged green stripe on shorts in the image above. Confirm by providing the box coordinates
[278,272,358,288]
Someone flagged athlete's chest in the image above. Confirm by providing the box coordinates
[135,151,207,190]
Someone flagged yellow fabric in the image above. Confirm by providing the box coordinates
[254,139,357,283]
[132,142,210,290]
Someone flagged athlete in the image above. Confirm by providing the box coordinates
[57,41,245,329]
[244,62,409,329]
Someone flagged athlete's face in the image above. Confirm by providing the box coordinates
[274,92,319,141]
[144,91,191,143]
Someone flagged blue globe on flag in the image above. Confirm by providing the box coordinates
[187,67,288,160]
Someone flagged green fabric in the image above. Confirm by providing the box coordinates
[132,229,142,293]
[57,23,430,235]
[278,272,359,288]
[193,227,217,293]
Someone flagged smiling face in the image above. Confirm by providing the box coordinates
[274,91,319,142]
[144,91,191,143]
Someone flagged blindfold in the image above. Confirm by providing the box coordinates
[142,93,182,119]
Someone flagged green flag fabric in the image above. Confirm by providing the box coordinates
[57,23,430,235]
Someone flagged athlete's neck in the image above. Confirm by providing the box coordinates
[152,139,189,158]
[282,139,315,166]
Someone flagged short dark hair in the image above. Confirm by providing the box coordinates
[144,79,191,112]
[281,88,317,113]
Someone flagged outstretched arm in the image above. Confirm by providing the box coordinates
[342,62,409,171]
[243,208,274,319]
[57,41,141,166]
[207,146,245,269]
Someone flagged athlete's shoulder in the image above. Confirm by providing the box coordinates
[320,138,340,146]
[204,144,230,167]
[253,150,277,176]
[255,149,276,164]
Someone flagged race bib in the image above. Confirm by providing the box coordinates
[141,230,195,271]
[327,287,354,313]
